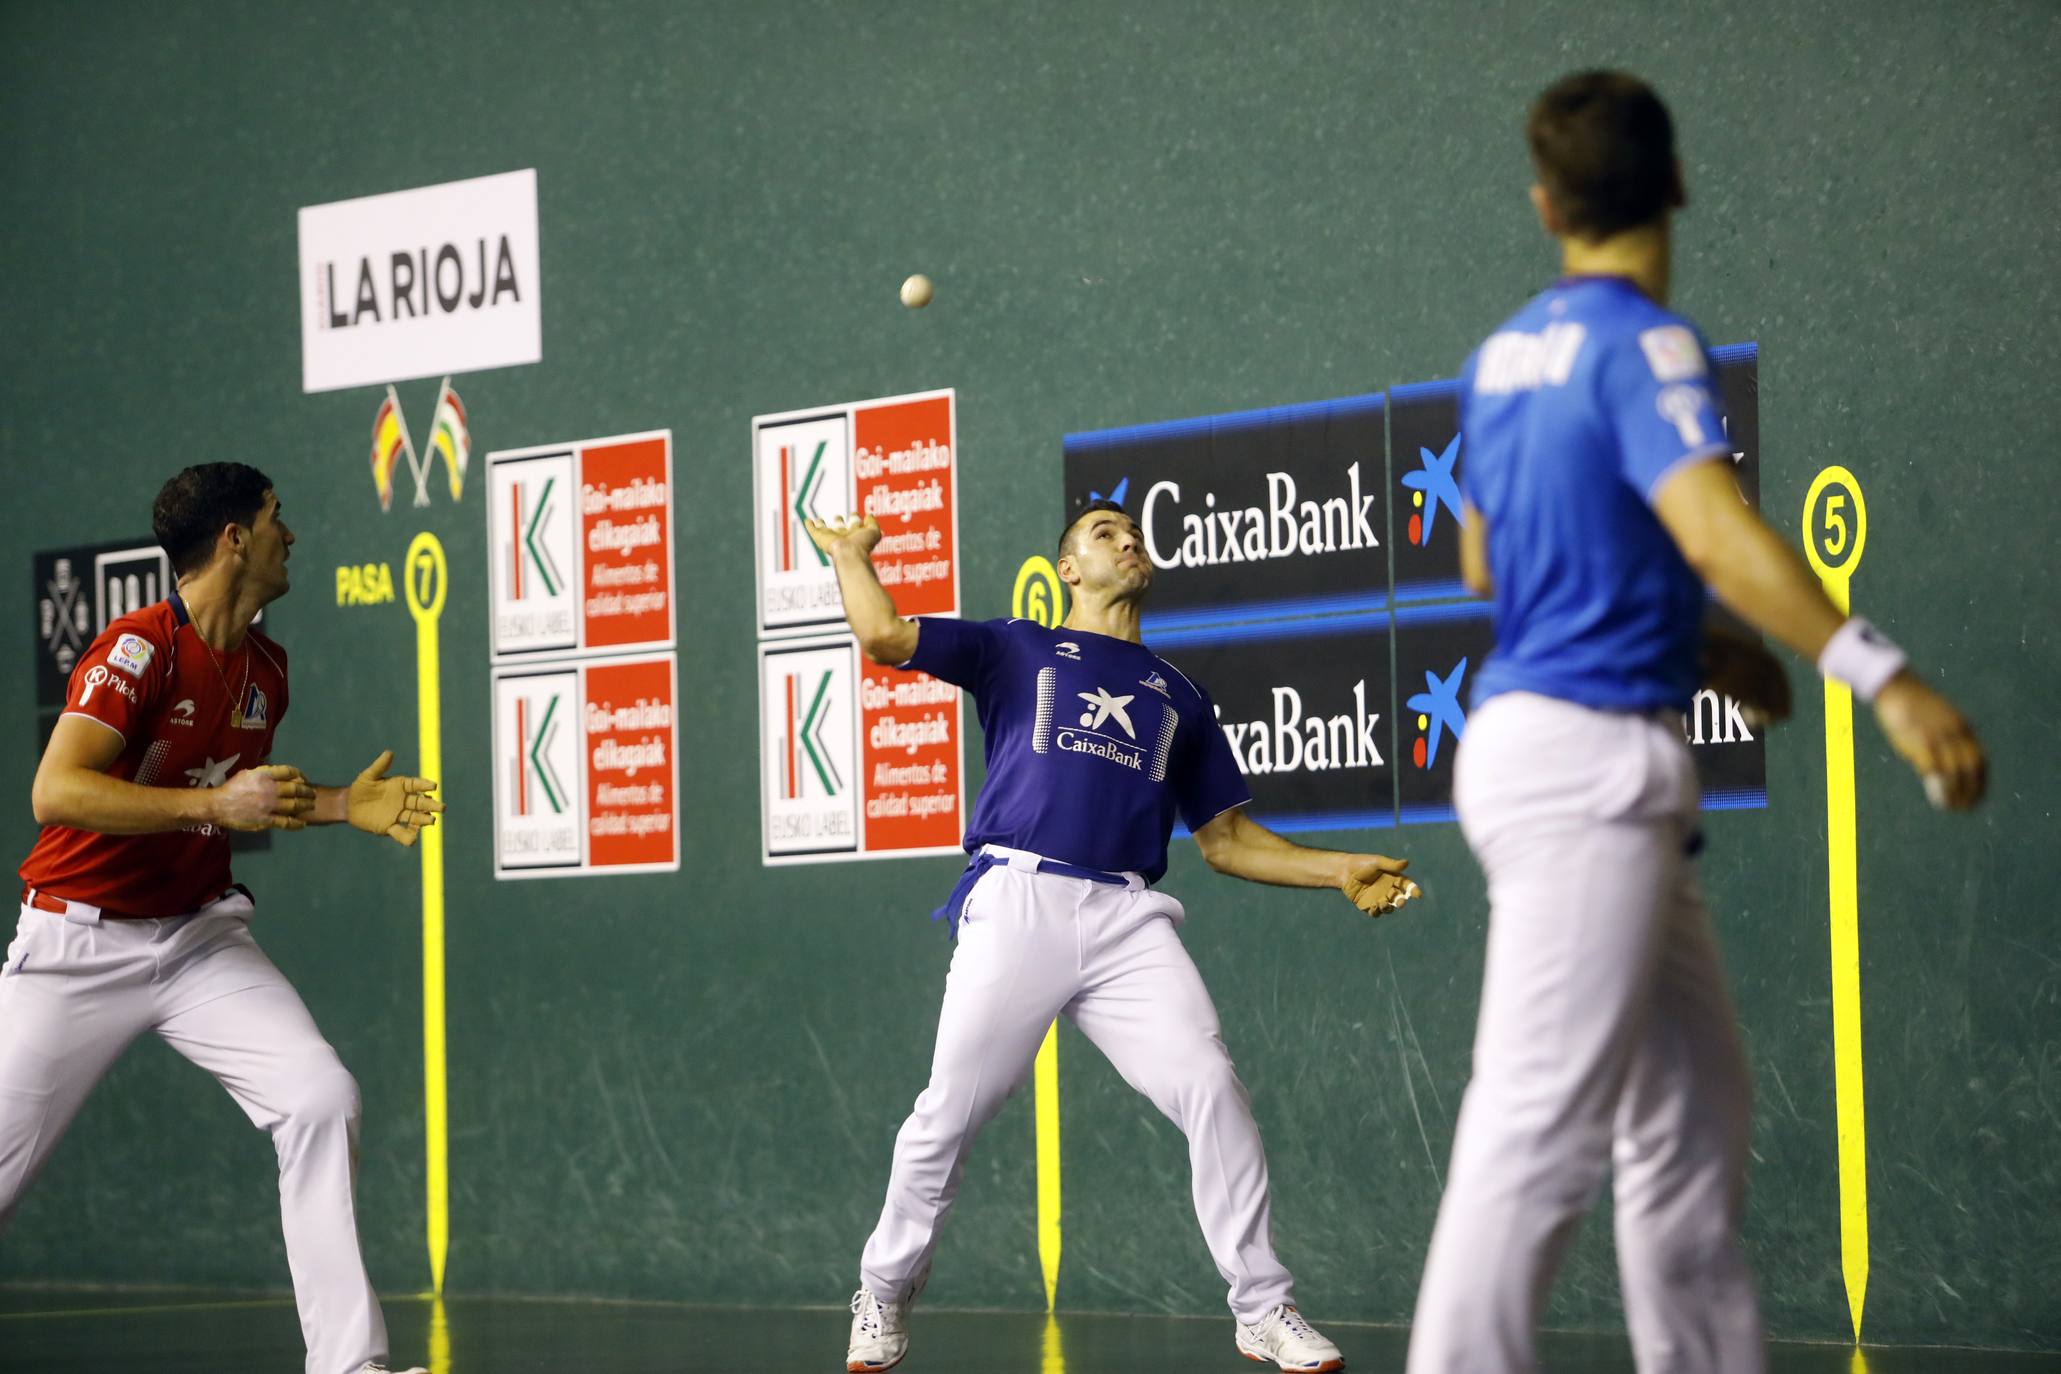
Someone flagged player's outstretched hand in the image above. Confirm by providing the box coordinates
[1700,625,1791,727]
[1342,855,1422,918]
[1874,674,1987,810]
[347,749,445,846]
[804,513,883,558]
[216,764,315,832]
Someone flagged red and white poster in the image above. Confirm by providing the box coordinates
[752,390,959,638]
[492,652,680,879]
[758,634,964,866]
[488,430,675,662]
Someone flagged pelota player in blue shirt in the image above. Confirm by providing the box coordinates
[1405,72,1987,1374]
[810,501,1422,1373]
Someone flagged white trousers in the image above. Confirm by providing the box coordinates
[859,849,1296,1322]
[1407,693,1764,1374]
[0,892,388,1374]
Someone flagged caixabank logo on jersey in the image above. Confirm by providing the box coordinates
[1064,346,1767,832]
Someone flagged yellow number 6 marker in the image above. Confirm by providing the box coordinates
[404,532,451,1297]
[1802,467,1869,1344]
[1013,556,1066,1313]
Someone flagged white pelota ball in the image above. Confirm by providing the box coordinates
[900,274,934,309]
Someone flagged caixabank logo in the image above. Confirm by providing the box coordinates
[1395,603,1495,824]
[1388,378,1470,603]
[1063,393,1388,619]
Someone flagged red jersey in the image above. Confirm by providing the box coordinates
[19,594,290,916]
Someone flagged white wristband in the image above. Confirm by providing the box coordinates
[1818,617,1907,702]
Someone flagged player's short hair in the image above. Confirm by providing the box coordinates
[153,463,275,577]
[1527,71,1684,240]
[1059,499,1133,563]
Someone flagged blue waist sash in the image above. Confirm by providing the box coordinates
[931,847,1135,938]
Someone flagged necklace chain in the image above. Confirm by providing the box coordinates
[202,636,252,727]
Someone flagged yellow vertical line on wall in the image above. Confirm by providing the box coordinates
[428,1294,452,1374]
[1035,1020,1062,1312]
[1015,555,1068,1315]
[1040,1308,1067,1374]
[1803,467,1869,1343]
[406,532,451,1296]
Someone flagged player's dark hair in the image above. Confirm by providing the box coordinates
[1059,498,1132,563]
[153,463,275,577]
[1527,71,1684,240]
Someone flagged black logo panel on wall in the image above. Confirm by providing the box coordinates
[1392,602,1496,826]
[1063,344,1766,834]
[1386,379,1470,606]
[1062,394,1388,621]
[1158,618,1395,835]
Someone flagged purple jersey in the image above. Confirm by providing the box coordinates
[905,617,1249,882]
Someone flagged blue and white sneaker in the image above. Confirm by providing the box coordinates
[1236,1303,1345,1371]
[847,1287,910,1372]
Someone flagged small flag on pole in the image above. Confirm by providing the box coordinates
[425,378,471,503]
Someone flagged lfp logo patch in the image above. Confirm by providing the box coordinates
[1400,435,1464,548]
[107,632,155,678]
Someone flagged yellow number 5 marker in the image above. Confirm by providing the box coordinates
[1802,467,1869,1343]
[404,532,451,1296]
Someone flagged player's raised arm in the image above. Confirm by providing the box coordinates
[1192,805,1422,917]
[304,749,444,846]
[806,514,920,665]
[1653,458,1985,807]
[31,715,311,835]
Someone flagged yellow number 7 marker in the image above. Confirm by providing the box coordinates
[405,531,451,1297]
[1802,467,1869,1344]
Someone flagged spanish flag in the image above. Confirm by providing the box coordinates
[426,378,471,503]
[370,388,415,512]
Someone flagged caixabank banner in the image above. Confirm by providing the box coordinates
[1065,344,1767,832]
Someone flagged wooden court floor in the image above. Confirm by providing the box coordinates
[2,1286,2054,1373]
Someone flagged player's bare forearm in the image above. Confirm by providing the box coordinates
[1194,807,1358,887]
[1654,461,1845,662]
[310,786,349,825]
[31,759,219,834]
[829,544,919,664]
[294,755,444,842]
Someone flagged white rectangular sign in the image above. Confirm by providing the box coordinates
[298,169,542,394]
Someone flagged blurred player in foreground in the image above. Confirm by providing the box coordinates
[1,463,443,1374]
[1405,72,1986,1374]
[816,501,1420,1373]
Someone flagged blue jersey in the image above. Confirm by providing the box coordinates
[905,617,1249,883]
[1459,276,1732,712]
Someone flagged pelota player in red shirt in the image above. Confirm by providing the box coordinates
[2,463,443,1374]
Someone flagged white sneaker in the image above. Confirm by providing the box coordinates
[846,1287,910,1372]
[1235,1303,1345,1371]
[355,1364,428,1374]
